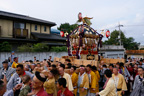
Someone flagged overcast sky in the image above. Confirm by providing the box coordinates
[0,0,144,45]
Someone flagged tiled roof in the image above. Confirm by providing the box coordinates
[31,32,67,41]
[0,10,56,26]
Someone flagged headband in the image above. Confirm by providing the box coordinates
[80,67,85,70]
[35,71,46,82]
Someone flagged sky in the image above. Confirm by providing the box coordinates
[0,0,144,45]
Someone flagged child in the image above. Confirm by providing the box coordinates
[19,75,31,96]
[43,69,57,96]
[57,78,74,96]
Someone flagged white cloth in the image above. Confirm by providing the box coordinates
[78,72,86,86]
[3,89,14,96]
[78,72,87,92]
[114,76,119,87]
[85,38,87,44]
[87,73,91,84]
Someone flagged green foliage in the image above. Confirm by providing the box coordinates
[123,37,140,50]
[17,43,67,52]
[140,48,144,50]
[32,43,49,52]
[103,30,140,50]
[50,46,67,52]
[17,43,32,52]
[57,23,78,33]
[103,30,126,45]
[18,43,49,52]
[0,41,12,52]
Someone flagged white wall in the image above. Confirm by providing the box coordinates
[102,51,124,59]
[0,52,68,67]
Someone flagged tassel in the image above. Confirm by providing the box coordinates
[95,39,97,44]
[85,38,87,44]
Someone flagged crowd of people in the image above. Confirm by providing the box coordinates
[0,53,144,96]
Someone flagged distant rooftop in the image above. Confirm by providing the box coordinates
[126,50,144,55]
[100,45,125,50]
[51,29,60,34]
[0,10,56,26]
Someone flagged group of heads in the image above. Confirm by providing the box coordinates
[22,65,67,91]
[16,64,47,90]
[58,63,94,76]
[86,63,113,78]
[34,56,52,61]
[19,66,60,90]
[48,63,68,89]
[110,62,144,76]
[109,63,125,75]
[24,59,53,71]
[2,60,25,76]
[79,64,99,74]
[31,66,69,91]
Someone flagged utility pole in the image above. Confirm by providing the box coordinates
[118,23,123,46]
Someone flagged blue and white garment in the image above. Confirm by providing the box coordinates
[7,71,34,90]
[131,75,144,96]
[3,90,14,96]
[133,75,144,89]
[0,67,16,81]
[11,54,15,64]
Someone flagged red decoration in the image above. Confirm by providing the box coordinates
[93,44,96,48]
[72,50,76,54]
[72,44,75,47]
[106,30,110,38]
[73,44,77,48]
[91,51,98,54]
[78,12,82,20]
[80,50,88,54]
[60,31,64,37]
[78,25,84,33]
[82,44,85,48]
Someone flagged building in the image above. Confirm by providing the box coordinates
[139,45,144,50]
[99,45,125,59]
[126,50,144,59]
[0,11,66,51]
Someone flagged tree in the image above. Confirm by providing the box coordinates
[140,48,144,50]
[123,37,139,50]
[17,43,68,52]
[0,41,12,52]
[17,43,33,52]
[32,43,49,52]
[57,23,78,33]
[50,46,67,52]
[103,30,140,50]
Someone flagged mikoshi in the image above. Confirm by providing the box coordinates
[66,13,103,60]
